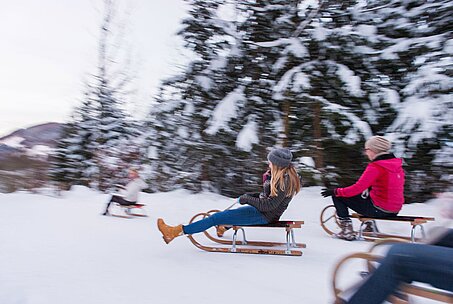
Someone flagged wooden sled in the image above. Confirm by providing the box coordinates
[320,204,434,242]
[186,210,306,256]
[332,242,453,303]
[110,203,147,218]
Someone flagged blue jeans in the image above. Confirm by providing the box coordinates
[182,206,268,235]
[346,243,453,304]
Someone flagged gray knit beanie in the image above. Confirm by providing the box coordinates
[267,148,293,168]
[365,136,391,153]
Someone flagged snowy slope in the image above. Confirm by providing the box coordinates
[0,186,449,304]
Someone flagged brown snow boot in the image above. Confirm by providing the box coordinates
[157,218,183,244]
[216,225,228,237]
[335,218,356,241]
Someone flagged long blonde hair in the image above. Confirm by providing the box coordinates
[269,163,301,197]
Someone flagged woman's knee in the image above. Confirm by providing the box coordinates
[384,243,417,268]
[209,210,228,225]
[387,243,412,257]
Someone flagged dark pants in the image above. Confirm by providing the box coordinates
[103,195,135,214]
[332,194,397,219]
[346,239,453,304]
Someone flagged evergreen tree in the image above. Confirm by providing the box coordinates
[49,97,98,189]
[50,0,141,192]
[144,0,239,193]
[374,0,453,201]
[145,0,452,201]
[49,122,81,190]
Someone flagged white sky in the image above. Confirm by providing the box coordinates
[0,0,188,137]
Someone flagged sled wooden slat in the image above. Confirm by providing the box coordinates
[351,213,435,242]
[351,213,435,225]
[400,285,453,303]
[227,220,304,230]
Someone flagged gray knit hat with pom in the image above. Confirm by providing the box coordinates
[267,148,293,168]
[365,136,391,153]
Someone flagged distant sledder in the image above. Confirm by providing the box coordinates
[157,148,306,256]
[102,169,147,218]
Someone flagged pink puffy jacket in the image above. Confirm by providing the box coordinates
[335,156,405,213]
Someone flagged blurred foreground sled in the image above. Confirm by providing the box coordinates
[332,237,453,304]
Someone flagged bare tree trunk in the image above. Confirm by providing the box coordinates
[312,101,324,169]
[283,100,290,147]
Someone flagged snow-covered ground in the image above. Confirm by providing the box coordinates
[0,186,449,304]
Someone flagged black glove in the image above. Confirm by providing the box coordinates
[321,188,335,198]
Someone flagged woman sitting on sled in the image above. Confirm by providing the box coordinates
[102,169,147,216]
[157,148,301,244]
[321,135,405,241]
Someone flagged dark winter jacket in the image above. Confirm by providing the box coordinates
[335,153,405,213]
[239,174,295,223]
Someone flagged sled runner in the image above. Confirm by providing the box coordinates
[186,210,306,256]
[110,203,147,218]
[320,204,434,242]
[332,241,453,303]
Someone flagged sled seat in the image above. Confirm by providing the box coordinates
[225,220,304,234]
[218,220,306,254]
[113,203,145,208]
[122,203,145,208]
[238,220,304,228]
[351,213,435,242]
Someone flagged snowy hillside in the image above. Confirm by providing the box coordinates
[0,123,63,152]
[0,186,449,304]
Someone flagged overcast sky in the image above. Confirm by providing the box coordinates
[0,0,188,137]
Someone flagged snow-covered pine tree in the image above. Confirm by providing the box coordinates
[49,96,98,189]
[147,0,381,195]
[220,0,303,193]
[83,0,145,191]
[373,0,453,202]
[51,0,142,192]
[146,0,308,195]
[296,0,453,201]
[146,0,452,200]
[144,0,245,194]
[267,0,393,186]
[49,123,81,190]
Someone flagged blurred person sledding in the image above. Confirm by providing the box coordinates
[102,169,147,218]
[332,193,453,304]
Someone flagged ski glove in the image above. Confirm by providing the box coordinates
[321,188,335,198]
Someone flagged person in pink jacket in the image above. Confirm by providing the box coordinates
[321,136,405,240]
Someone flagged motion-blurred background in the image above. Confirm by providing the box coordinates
[0,0,451,203]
